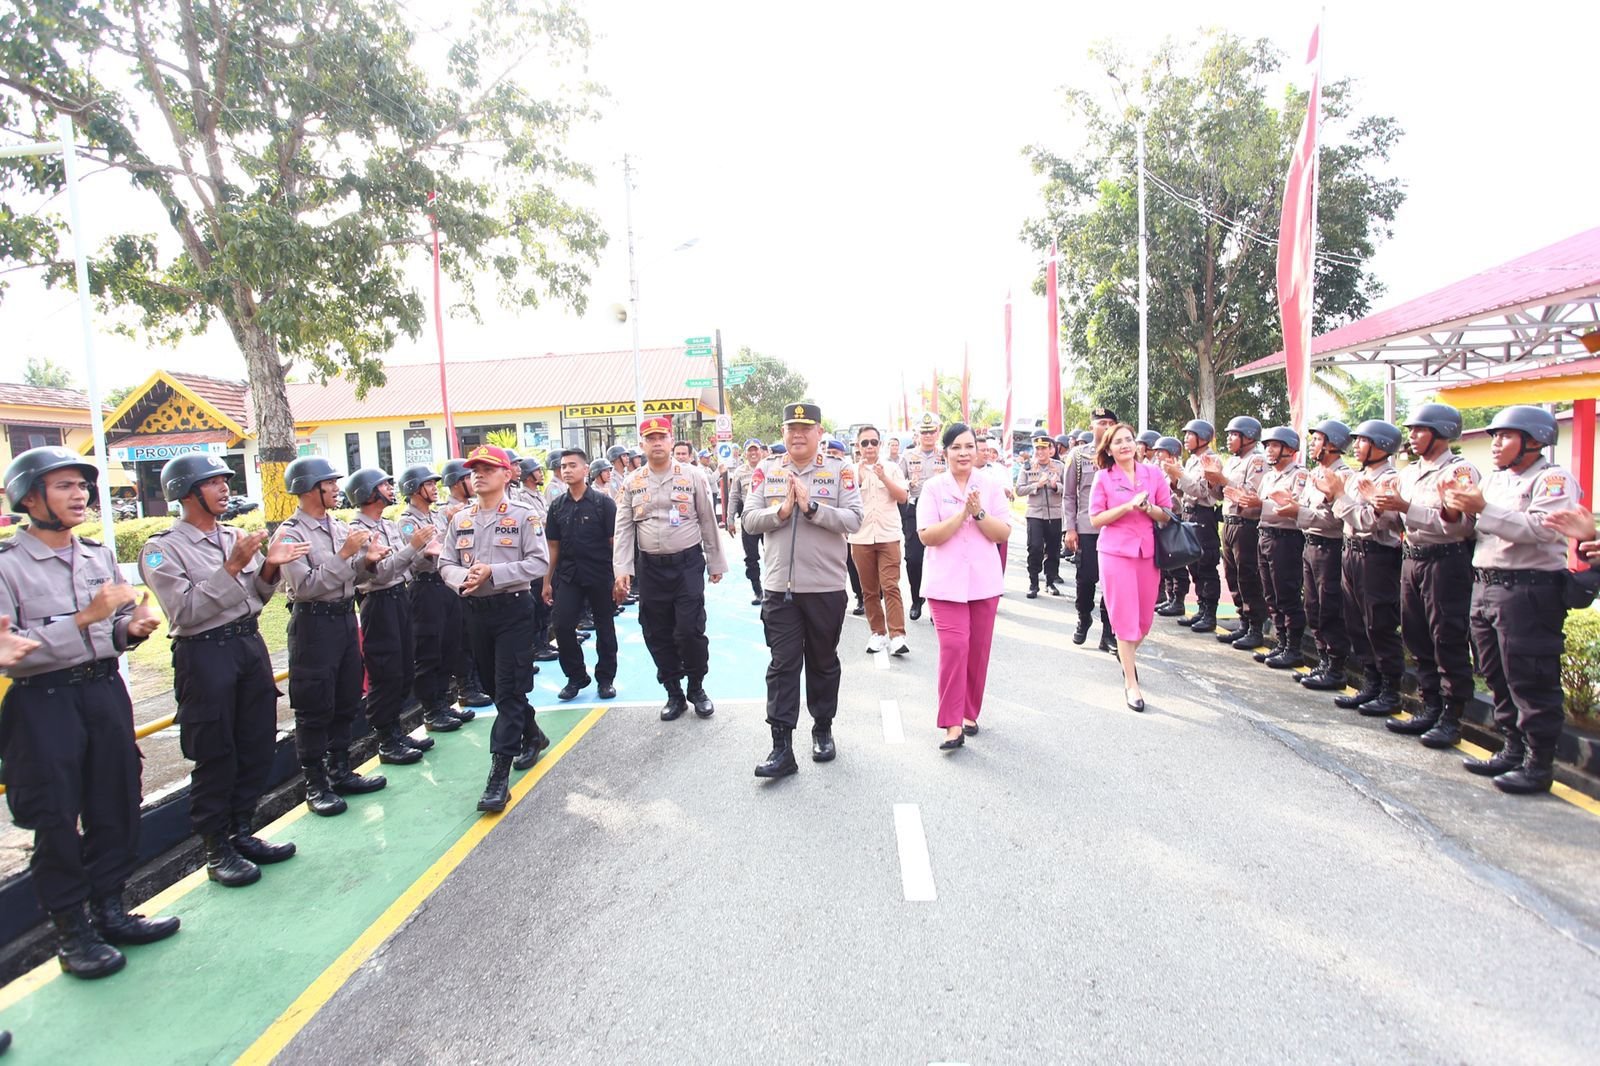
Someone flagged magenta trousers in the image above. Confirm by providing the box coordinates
[1101,551,1160,641]
[928,597,999,728]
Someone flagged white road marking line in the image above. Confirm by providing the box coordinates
[880,699,904,744]
[893,803,937,902]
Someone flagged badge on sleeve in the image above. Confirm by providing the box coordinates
[751,467,765,491]
[1541,472,1568,497]
[143,547,165,568]
[841,466,856,491]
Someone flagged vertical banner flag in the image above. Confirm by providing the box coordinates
[961,343,971,422]
[1277,24,1321,438]
[1047,241,1062,435]
[1003,290,1014,456]
[931,367,939,419]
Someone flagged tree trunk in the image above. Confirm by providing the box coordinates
[1195,337,1217,425]
[235,320,297,528]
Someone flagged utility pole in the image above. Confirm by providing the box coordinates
[624,154,643,432]
[714,328,727,414]
[1137,120,1149,433]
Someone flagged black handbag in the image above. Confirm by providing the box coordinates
[1564,568,1600,610]
[1155,510,1203,571]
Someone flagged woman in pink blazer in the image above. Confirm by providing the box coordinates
[1090,423,1173,711]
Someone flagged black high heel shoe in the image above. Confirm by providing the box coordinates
[939,733,965,750]
[1125,687,1145,713]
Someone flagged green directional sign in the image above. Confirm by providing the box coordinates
[725,368,754,384]
[685,377,714,388]
[685,335,712,346]
[684,346,715,357]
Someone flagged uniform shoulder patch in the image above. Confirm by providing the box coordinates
[840,464,856,491]
[1541,472,1569,497]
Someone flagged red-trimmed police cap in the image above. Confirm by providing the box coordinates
[639,415,673,436]
[463,445,513,470]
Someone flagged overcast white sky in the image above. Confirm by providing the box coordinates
[2,0,1597,425]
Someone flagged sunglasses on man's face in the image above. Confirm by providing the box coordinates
[859,439,879,447]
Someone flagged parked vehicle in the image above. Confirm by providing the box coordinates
[220,496,259,521]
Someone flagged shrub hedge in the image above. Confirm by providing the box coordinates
[0,506,401,561]
[1562,608,1600,723]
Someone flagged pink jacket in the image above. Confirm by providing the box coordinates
[1090,462,1174,559]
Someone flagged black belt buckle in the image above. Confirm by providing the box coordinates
[1474,567,1563,587]
[415,572,443,584]
[180,616,261,643]
[1224,515,1260,526]
[15,658,117,688]
[293,598,355,616]
[1305,533,1341,549]
[1405,541,1471,561]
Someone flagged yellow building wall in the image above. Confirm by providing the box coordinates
[293,409,564,472]
[0,403,96,469]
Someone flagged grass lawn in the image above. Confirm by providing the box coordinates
[125,597,291,703]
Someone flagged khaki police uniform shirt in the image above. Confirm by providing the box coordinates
[1018,457,1065,520]
[899,448,947,503]
[1330,458,1405,547]
[0,527,140,677]
[1176,450,1224,510]
[399,504,446,575]
[139,519,277,637]
[438,496,548,595]
[350,511,418,592]
[728,461,759,528]
[1222,447,1267,519]
[1293,459,1350,538]
[278,507,366,603]
[1258,464,1309,531]
[1474,457,1579,571]
[743,454,864,592]
[1063,446,1101,534]
[612,461,728,578]
[1400,453,1479,546]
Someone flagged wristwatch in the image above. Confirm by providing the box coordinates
[805,500,820,518]
[974,509,986,521]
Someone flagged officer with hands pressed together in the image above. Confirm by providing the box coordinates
[1165,419,1225,633]
[745,402,864,778]
[0,447,176,978]
[141,454,308,889]
[1018,431,1065,599]
[1213,416,1270,649]
[613,416,728,722]
[1152,436,1190,617]
[543,448,619,702]
[1249,427,1308,668]
[1270,420,1353,690]
[899,413,947,621]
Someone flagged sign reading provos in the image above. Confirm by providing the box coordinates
[563,399,695,419]
[112,440,227,463]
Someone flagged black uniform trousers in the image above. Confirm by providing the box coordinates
[740,525,763,598]
[1470,576,1566,753]
[1302,536,1349,657]
[358,585,412,732]
[1401,547,1475,703]
[1073,531,1109,626]
[464,591,537,757]
[1258,527,1306,632]
[1026,517,1062,586]
[637,545,710,686]
[761,589,847,731]
[554,578,618,684]
[846,546,862,599]
[0,672,140,912]
[1341,542,1404,677]
[1222,518,1268,626]
[900,502,927,603]
[411,573,460,711]
[287,606,364,762]
[1185,505,1222,604]
[174,630,278,835]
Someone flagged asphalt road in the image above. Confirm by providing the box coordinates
[277,550,1600,1065]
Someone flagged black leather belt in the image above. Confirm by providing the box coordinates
[292,598,356,616]
[464,590,532,609]
[1261,526,1304,539]
[1305,533,1342,549]
[1404,541,1473,561]
[364,584,405,597]
[1223,516,1260,526]
[12,658,118,688]
[1474,567,1564,587]
[1345,539,1401,556]
[174,616,260,643]
[414,572,444,584]
[1186,504,1220,515]
[642,545,704,565]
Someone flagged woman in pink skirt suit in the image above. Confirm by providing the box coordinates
[1090,423,1173,711]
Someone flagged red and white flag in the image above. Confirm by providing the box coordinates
[1003,290,1014,455]
[1047,241,1062,435]
[1277,24,1321,438]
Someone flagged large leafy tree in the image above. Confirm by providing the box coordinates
[0,0,606,519]
[725,346,809,446]
[1022,32,1404,430]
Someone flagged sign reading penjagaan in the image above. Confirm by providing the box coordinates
[563,399,695,419]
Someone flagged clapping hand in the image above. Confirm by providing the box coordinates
[338,528,372,560]
[1542,506,1598,542]
[227,530,268,575]
[461,562,493,595]
[128,591,162,639]
[364,539,392,564]
[0,615,41,668]
[265,528,311,567]
[1442,484,1487,516]
[408,523,437,552]
[1315,467,1345,498]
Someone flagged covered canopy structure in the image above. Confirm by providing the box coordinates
[1233,226,1600,505]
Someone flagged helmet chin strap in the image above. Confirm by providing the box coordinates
[26,486,72,531]
[190,487,225,518]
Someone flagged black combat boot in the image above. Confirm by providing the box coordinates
[1334,667,1382,708]
[202,833,261,887]
[1188,602,1218,634]
[477,755,513,812]
[687,680,715,718]
[852,595,865,616]
[377,726,424,765]
[1156,596,1187,617]
[1420,699,1465,749]
[1388,692,1443,736]
[458,682,493,708]
[1255,629,1289,664]
[1027,581,1039,599]
[51,905,125,979]
[1358,675,1403,717]
[1301,656,1348,691]
[424,705,463,731]
[1267,628,1305,670]
[1465,734,1526,776]
[400,729,434,752]
[754,727,799,779]
[302,760,348,816]
[1072,615,1091,645]
[512,720,549,771]
[1229,620,1265,649]
[90,892,181,945]
[660,682,689,721]
[812,724,837,762]
[1097,624,1115,654]
[230,812,296,864]
[325,750,387,795]
[1296,652,1330,685]
[1493,746,1556,795]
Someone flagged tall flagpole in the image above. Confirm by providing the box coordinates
[1003,290,1014,456]
[1137,120,1149,433]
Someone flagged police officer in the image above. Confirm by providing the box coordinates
[1018,430,1065,598]
[1325,420,1406,717]
[516,457,560,663]
[439,445,550,811]
[899,413,947,620]
[1442,406,1578,794]
[542,448,619,701]
[346,468,437,766]
[1065,407,1117,650]
[613,416,729,720]
[141,454,307,888]
[1273,420,1354,690]
[440,458,492,710]
[1164,419,1224,632]
[398,464,470,733]
[0,447,176,977]
[1250,427,1307,668]
[1211,416,1269,649]
[1151,436,1190,617]
[1380,404,1479,745]
[727,438,767,605]
[828,437,867,614]
[1135,430,1160,463]
[607,444,628,484]
[278,456,389,815]
[744,402,864,777]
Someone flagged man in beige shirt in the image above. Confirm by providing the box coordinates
[848,424,910,654]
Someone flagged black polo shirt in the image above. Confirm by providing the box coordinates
[546,487,618,586]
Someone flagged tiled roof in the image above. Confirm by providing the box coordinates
[286,348,710,423]
[0,382,98,412]
[169,373,252,430]
[107,429,233,449]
